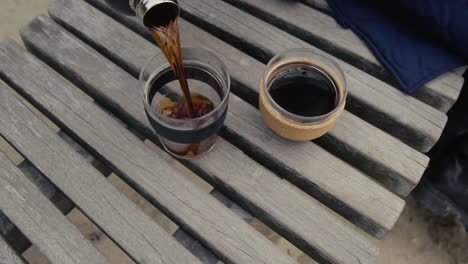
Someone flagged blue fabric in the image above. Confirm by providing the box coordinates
[327,0,467,93]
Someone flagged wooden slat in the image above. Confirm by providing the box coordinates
[0,235,24,264]
[0,40,300,264]
[79,0,427,197]
[224,0,464,113]
[0,85,200,264]
[303,0,330,11]
[454,66,467,76]
[0,151,109,264]
[176,0,446,153]
[301,0,332,14]
[47,0,403,238]
[8,16,379,264]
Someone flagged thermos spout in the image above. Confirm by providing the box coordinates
[106,0,180,28]
[131,0,179,28]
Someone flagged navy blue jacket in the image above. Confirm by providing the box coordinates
[327,0,467,93]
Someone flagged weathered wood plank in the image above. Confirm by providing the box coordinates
[301,0,332,14]
[0,84,201,264]
[176,0,447,153]
[0,235,24,264]
[10,16,379,263]
[79,0,427,196]
[0,40,300,264]
[454,66,467,76]
[317,112,427,195]
[0,158,76,251]
[224,0,464,113]
[47,0,403,238]
[0,151,109,264]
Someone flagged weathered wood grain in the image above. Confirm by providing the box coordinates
[0,40,300,264]
[0,235,24,264]
[301,0,332,14]
[454,66,467,76]
[0,85,201,264]
[77,0,427,197]
[176,0,447,153]
[318,112,427,195]
[11,16,379,263]
[224,0,464,113]
[0,133,24,166]
[47,0,403,238]
[0,151,109,264]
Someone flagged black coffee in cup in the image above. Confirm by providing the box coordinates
[268,66,338,117]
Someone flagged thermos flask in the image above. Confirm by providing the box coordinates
[105,0,179,27]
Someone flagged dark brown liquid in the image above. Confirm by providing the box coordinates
[269,67,337,116]
[158,94,215,157]
[150,21,215,157]
[151,20,201,118]
[159,94,214,119]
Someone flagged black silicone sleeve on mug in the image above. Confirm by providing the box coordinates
[145,107,227,144]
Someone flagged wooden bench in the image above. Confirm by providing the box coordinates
[0,0,462,263]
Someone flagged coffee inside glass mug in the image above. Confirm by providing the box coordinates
[141,47,230,159]
[260,49,347,141]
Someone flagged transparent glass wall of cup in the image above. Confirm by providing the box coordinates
[141,47,230,159]
[259,48,347,141]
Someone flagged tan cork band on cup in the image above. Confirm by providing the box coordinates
[259,57,346,141]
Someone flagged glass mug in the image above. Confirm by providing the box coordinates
[259,48,347,141]
[141,47,230,159]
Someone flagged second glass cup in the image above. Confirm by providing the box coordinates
[141,47,230,159]
[259,48,347,141]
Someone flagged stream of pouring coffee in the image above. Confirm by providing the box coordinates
[150,19,216,157]
[151,20,195,118]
